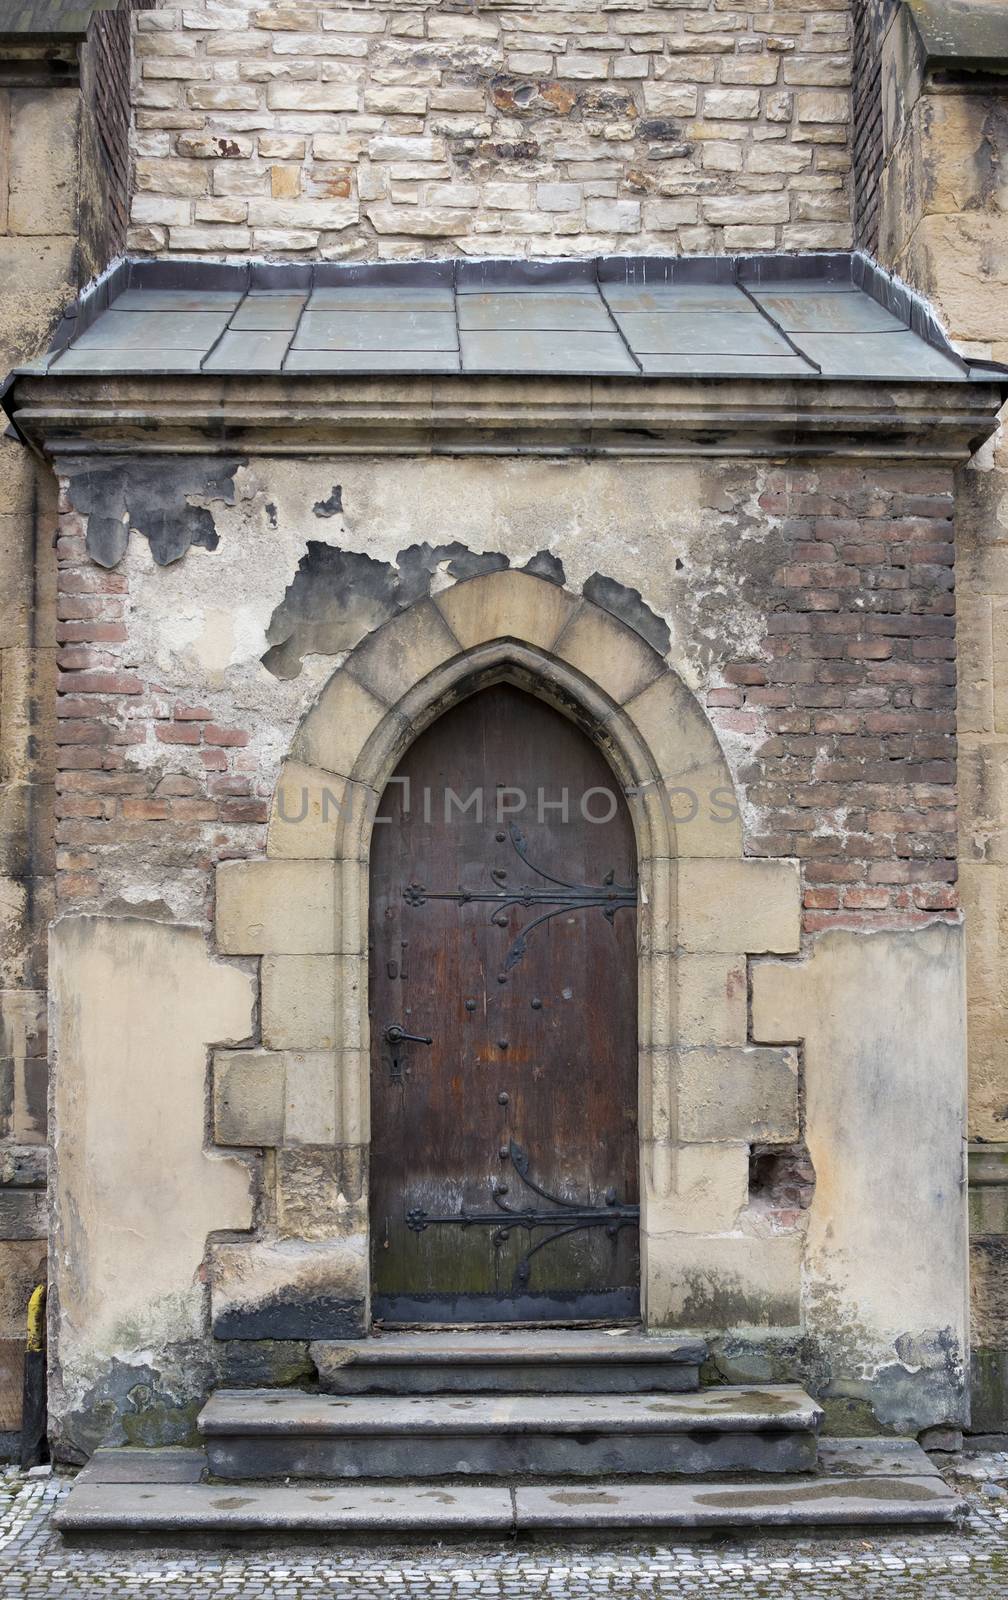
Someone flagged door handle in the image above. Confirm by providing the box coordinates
[384,1024,433,1046]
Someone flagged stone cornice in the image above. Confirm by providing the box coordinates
[905,0,1008,73]
[6,371,1006,464]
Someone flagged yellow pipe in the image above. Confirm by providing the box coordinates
[26,1284,45,1355]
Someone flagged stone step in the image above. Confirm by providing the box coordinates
[310,1329,707,1395]
[198,1384,823,1480]
[54,1441,965,1537]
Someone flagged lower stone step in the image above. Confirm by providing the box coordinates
[53,1441,964,1536]
[310,1329,707,1395]
[198,1384,822,1479]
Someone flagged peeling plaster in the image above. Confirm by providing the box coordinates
[64,457,244,568]
[54,456,791,924]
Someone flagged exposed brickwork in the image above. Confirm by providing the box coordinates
[53,507,269,924]
[129,0,855,259]
[705,462,958,934]
[80,0,156,267]
[849,0,892,253]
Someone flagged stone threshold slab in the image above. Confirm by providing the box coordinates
[309,1330,707,1365]
[54,1473,963,1536]
[198,1384,821,1437]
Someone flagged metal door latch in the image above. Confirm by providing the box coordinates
[384,1024,433,1046]
[384,1023,432,1086]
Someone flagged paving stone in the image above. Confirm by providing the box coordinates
[52,1470,964,1537]
[513,1474,962,1529]
[55,1481,515,1534]
[75,1448,207,1486]
[816,1438,943,1476]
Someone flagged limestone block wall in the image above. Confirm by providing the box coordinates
[861,0,1008,1433]
[0,71,75,1454]
[0,0,149,1451]
[129,0,855,258]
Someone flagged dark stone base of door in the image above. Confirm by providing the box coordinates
[372,1288,640,1324]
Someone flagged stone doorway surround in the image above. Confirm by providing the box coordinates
[208,571,802,1341]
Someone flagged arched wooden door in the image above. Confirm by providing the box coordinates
[369,684,639,1323]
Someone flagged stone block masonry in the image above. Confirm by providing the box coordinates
[130,0,854,259]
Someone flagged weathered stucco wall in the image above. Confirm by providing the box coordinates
[752,923,969,1434]
[41,446,970,1446]
[130,0,854,258]
[48,916,257,1460]
[864,0,1008,1432]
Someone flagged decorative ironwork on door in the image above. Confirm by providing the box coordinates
[403,821,636,971]
[406,1139,639,1293]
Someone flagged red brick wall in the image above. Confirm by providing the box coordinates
[705,462,958,934]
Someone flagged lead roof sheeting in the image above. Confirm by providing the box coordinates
[459,329,637,375]
[71,309,232,352]
[292,310,459,352]
[282,348,462,374]
[109,289,243,313]
[308,285,455,312]
[636,353,814,377]
[457,292,613,333]
[230,296,305,331]
[750,291,907,335]
[612,310,795,359]
[39,259,985,384]
[204,331,294,373]
[796,332,966,381]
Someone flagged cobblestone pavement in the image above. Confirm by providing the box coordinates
[1,1459,1007,1598]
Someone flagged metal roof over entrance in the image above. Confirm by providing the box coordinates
[14,253,1003,386]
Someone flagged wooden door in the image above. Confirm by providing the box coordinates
[369,684,639,1324]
